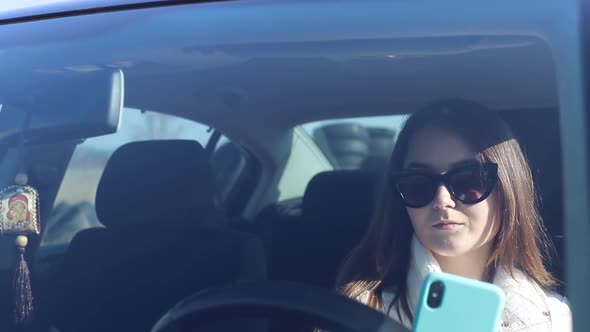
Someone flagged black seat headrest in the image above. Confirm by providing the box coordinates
[95,140,216,229]
[301,170,378,227]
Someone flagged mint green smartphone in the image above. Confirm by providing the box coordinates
[413,272,505,332]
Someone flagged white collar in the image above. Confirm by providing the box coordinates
[406,235,442,313]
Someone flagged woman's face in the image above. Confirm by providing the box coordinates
[403,127,500,259]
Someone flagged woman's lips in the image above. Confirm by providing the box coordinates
[433,222,464,230]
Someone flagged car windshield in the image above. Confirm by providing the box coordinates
[40,108,216,251]
[301,115,405,170]
[0,1,585,332]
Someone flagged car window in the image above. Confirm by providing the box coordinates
[38,108,241,252]
[301,115,405,171]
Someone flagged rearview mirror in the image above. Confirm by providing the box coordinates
[0,69,123,146]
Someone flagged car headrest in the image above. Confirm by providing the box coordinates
[95,140,216,229]
[301,170,378,228]
[360,155,388,172]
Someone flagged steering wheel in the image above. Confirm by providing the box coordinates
[151,281,410,332]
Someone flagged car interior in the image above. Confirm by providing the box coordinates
[0,1,582,332]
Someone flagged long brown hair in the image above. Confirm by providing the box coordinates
[336,99,556,322]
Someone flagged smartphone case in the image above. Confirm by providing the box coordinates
[413,272,505,332]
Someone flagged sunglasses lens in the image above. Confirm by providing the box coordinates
[449,166,491,203]
[396,174,437,207]
[394,163,497,207]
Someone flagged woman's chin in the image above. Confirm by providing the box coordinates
[426,238,468,258]
[430,248,466,258]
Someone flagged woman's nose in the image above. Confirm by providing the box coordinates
[432,184,456,209]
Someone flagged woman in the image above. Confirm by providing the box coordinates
[336,100,572,331]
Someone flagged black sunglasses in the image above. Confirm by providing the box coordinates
[391,162,498,208]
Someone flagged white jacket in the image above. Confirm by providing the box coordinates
[360,237,572,331]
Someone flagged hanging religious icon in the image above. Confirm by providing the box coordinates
[0,185,40,236]
[0,180,40,325]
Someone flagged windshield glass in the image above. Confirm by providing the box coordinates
[302,115,405,170]
[0,1,576,332]
[40,108,214,251]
